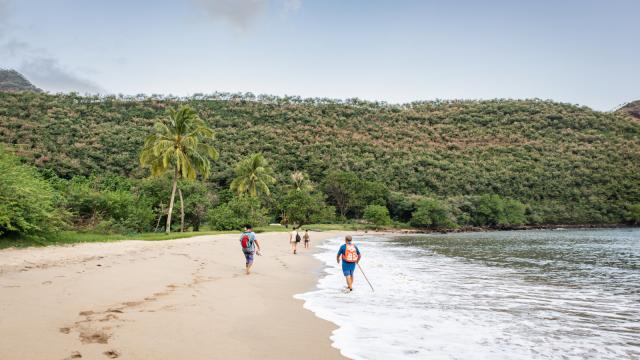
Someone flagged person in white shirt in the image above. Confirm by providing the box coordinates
[288,227,300,254]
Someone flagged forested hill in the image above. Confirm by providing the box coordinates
[0,69,42,93]
[617,100,640,121]
[1,92,639,224]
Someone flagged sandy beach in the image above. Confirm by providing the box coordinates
[0,231,350,360]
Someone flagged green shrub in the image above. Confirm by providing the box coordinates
[363,204,392,226]
[410,199,456,228]
[207,203,243,231]
[58,176,154,233]
[470,195,526,227]
[0,148,64,236]
[280,189,336,226]
[207,196,269,230]
[625,204,640,225]
[387,192,416,222]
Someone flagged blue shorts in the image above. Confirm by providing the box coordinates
[342,261,356,276]
[243,251,254,264]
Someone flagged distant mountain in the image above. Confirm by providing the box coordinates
[0,69,42,93]
[616,100,640,121]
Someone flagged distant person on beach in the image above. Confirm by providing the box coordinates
[240,224,261,275]
[336,235,361,292]
[303,229,310,249]
[289,227,300,254]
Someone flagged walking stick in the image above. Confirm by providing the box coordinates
[356,263,375,292]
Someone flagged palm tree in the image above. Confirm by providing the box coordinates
[140,106,218,233]
[230,153,276,198]
[290,171,314,192]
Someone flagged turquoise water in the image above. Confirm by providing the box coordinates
[296,228,640,360]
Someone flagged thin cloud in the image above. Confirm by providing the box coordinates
[0,38,104,94]
[192,0,302,30]
[0,0,9,19]
[193,0,268,30]
[0,0,11,34]
[283,0,301,13]
[19,57,104,94]
[0,38,29,56]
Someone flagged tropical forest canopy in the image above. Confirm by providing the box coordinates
[1,91,639,236]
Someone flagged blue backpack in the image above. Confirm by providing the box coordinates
[241,232,254,252]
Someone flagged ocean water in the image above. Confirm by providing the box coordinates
[295,229,640,360]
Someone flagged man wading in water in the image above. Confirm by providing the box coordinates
[336,235,361,292]
[240,224,261,275]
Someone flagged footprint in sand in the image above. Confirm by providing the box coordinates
[103,350,120,358]
[59,327,71,334]
[63,350,82,359]
[79,330,110,344]
[122,301,144,307]
[98,314,119,322]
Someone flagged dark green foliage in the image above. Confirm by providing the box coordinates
[387,192,416,222]
[625,204,640,225]
[206,203,243,231]
[207,196,268,230]
[468,195,526,227]
[410,199,456,228]
[280,189,336,227]
[180,181,215,231]
[1,92,639,226]
[323,171,389,218]
[0,147,63,235]
[56,176,155,233]
[137,176,217,232]
[363,204,392,226]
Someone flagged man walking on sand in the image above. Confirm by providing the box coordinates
[336,235,361,292]
[289,227,300,254]
[303,229,310,249]
[240,224,261,275]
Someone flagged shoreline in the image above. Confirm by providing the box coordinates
[376,223,635,235]
[0,231,350,360]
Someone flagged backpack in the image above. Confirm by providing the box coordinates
[241,233,254,252]
[342,244,359,263]
[295,232,301,243]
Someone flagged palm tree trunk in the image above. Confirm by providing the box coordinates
[178,187,185,232]
[166,167,178,234]
[154,201,165,232]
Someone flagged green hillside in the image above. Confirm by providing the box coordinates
[1,91,639,229]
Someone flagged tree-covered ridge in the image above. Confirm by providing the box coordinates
[617,100,640,121]
[1,92,639,224]
[0,69,42,93]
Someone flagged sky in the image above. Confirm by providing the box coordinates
[0,0,638,110]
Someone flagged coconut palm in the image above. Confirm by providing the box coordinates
[140,105,218,233]
[230,153,276,198]
[290,171,314,192]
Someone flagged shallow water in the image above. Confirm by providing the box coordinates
[295,228,640,360]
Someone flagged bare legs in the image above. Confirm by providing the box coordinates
[291,242,297,254]
[345,275,353,290]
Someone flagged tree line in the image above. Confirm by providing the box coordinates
[1,92,639,238]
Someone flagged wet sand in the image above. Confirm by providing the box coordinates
[0,231,349,360]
